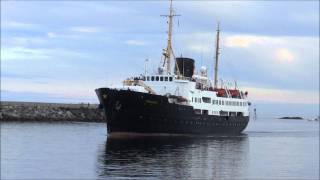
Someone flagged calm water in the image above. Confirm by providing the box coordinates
[1,119,319,179]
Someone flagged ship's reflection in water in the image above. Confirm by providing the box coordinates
[97,134,249,179]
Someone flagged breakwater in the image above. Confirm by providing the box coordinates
[0,101,105,122]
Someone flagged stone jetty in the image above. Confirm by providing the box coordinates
[0,101,105,122]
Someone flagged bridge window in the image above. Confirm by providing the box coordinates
[202,97,211,103]
[194,109,201,114]
[151,76,155,81]
[156,76,159,81]
[160,76,163,81]
[165,77,168,81]
[169,77,173,81]
[147,76,150,81]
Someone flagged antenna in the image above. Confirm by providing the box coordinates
[214,22,220,89]
[144,58,149,76]
[161,0,180,75]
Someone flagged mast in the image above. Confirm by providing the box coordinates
[161,0,180,75]
[214,22,220,89]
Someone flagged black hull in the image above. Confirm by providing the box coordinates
[96,88,249,135]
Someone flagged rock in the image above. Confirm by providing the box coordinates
[66,111,74,119]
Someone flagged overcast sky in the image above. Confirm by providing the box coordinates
[1,1,319,117]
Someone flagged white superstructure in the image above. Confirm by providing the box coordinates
[122,73,250,117]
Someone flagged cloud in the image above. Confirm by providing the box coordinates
[1,47,88,61]
[46,32,80,39]
[2,78,96,100]
[224,35,264,48]
[47,32,57,38]
[3,21,40,30]
[1,47,51,61]
[274,48,295,62]
[8,37,46,46]
[1,76,122,103]
[125,40,149,46]
[178,1,318,36]
[1,1,318,106]
[69,26,102,33]
[244,86,319,104]
[176,32,318,91]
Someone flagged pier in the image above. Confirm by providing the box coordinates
[0,101,104,122]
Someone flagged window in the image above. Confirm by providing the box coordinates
[202,110,208,115]
[192,97,193,102]
[151,76,155,81]
[219,100,221,105]
[202,97,211,103]
[156,76,159,81]
[237,102,239,106]
[222,101,224,105]
[147,76,150,81]
[160,76,163,81]
[194,109,201,114]
[165,77,168,81]
[169,77,173,81]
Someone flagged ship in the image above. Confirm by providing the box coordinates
[96,0,250,135]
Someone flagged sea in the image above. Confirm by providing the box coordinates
[1,118,319,180]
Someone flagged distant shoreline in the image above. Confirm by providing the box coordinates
[1,101,105,123]
[278,116,303,120]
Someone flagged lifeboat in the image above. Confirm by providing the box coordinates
[229,89,240,98]
[214,88,226,97]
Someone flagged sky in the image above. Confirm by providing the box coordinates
[1,0,319,118]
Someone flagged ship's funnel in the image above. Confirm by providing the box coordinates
[175,57,195,78]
